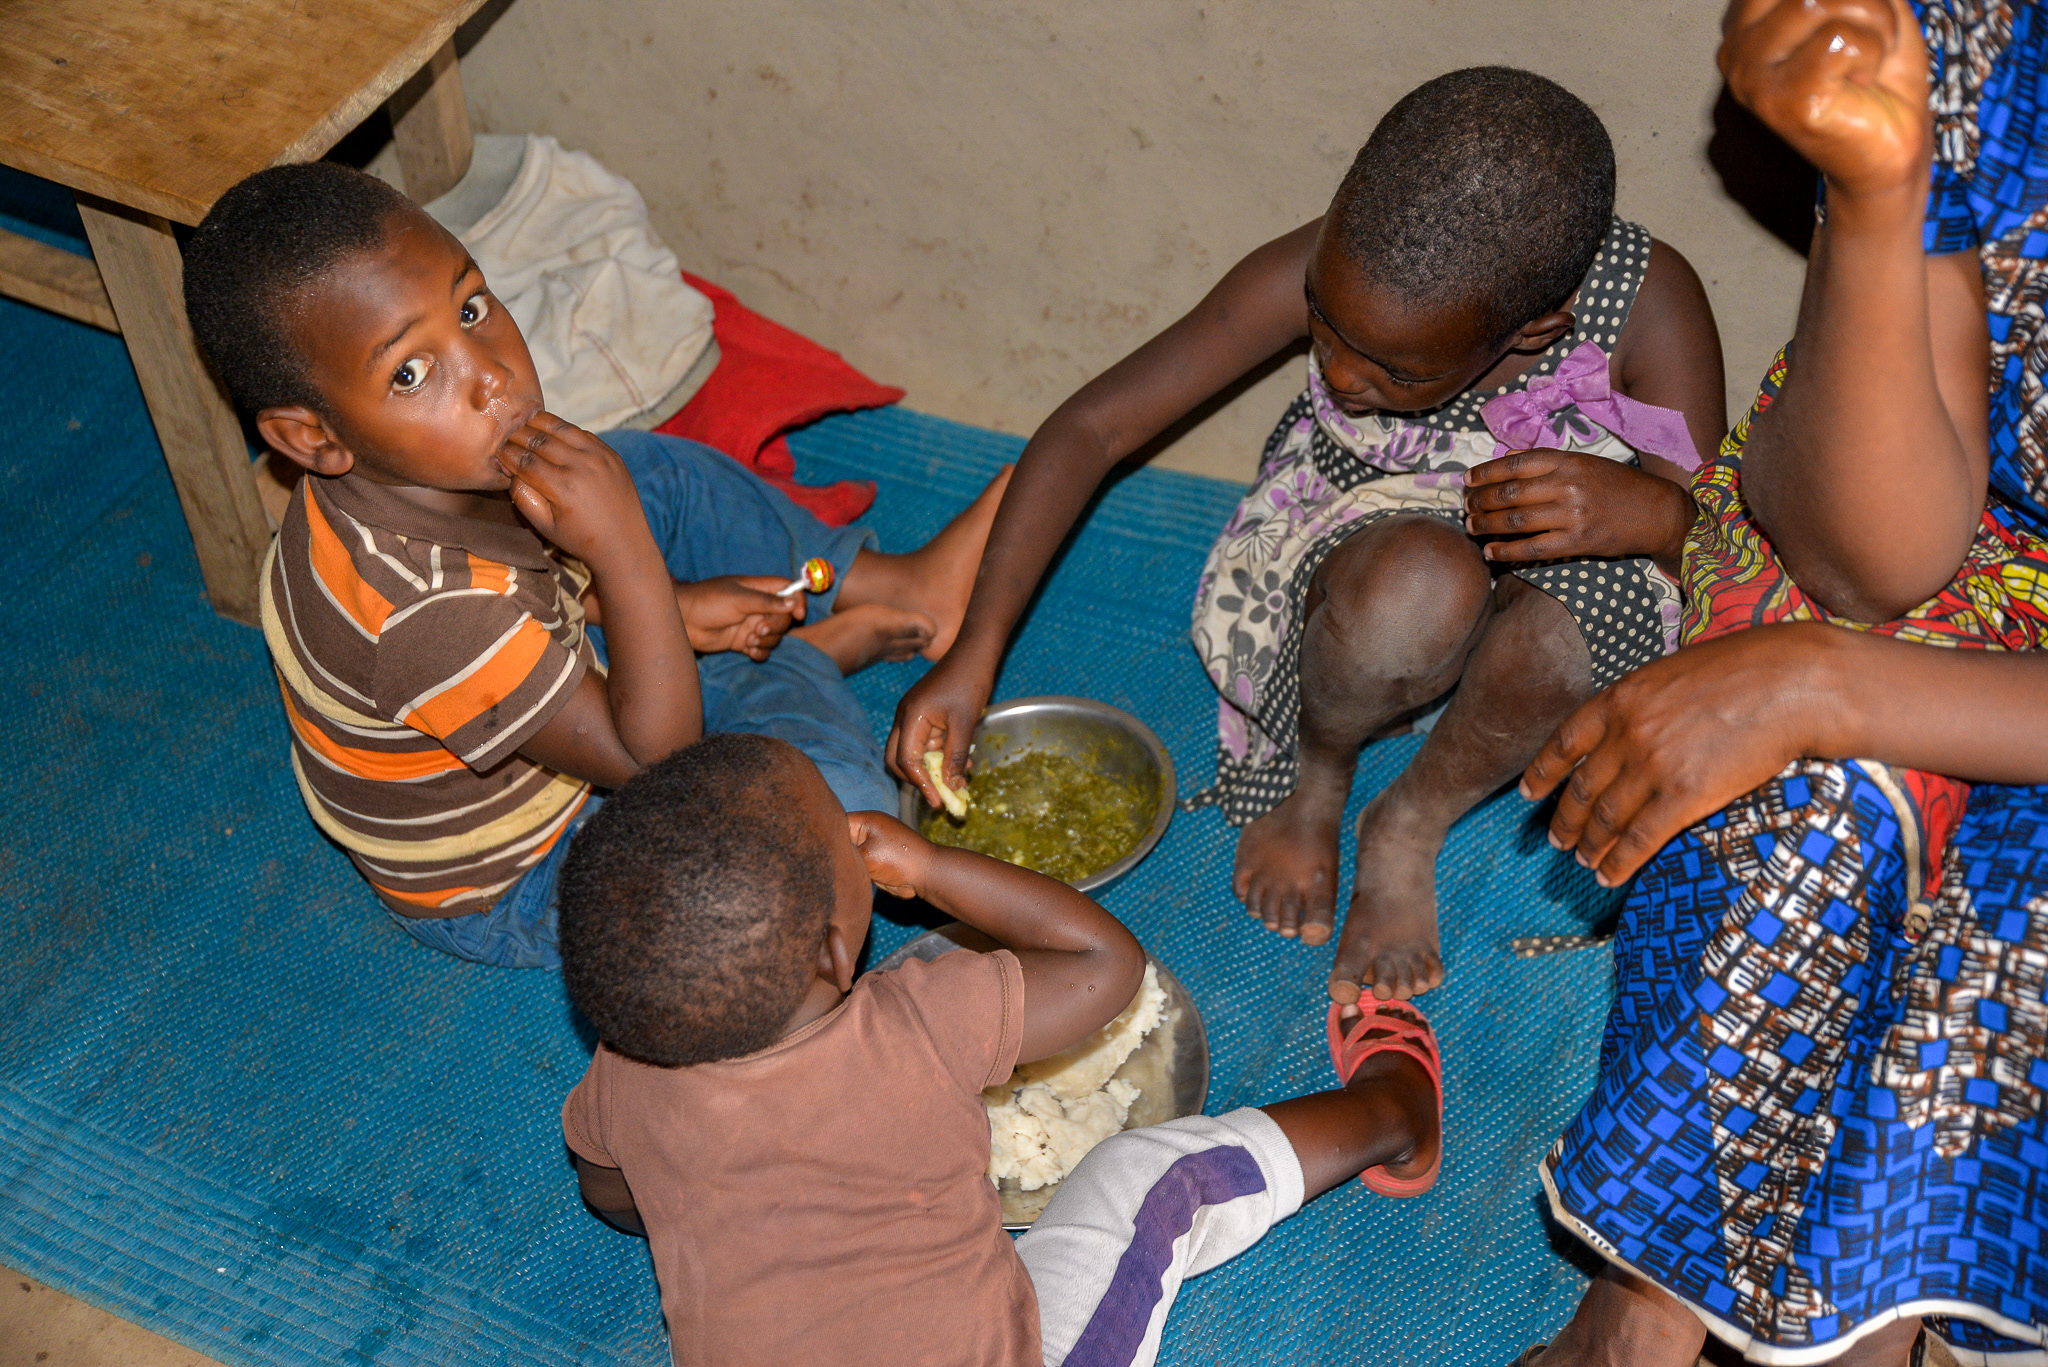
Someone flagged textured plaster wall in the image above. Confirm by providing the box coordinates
[455,0,1810,483]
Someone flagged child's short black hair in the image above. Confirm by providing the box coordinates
[1329,67,1617,344]
[183,161,414,415]
[558,734,836,1068]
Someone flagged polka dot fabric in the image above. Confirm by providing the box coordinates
[1513,556,1669,691]
[1190,219,1671,826]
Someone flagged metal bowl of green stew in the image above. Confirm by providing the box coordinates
[899,695,1176,894]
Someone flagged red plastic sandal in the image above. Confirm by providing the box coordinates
[1326,998,1443,1197]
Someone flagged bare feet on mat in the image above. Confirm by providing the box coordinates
[837,465,1013,660]
[1328,791,1445,1002]
[1535,1267,1708,1367]
[1232,781,1344,940]
[794,603,936,674]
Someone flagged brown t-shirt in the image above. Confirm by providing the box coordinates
[562,949,1038,1367]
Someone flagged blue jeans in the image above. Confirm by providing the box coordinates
[391,433,897,969]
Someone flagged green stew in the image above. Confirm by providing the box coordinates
[922,749,1153,883]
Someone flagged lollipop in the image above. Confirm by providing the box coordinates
[775,557,836,597]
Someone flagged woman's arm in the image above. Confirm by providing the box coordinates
[1720,0,1991,621]
[887,221,1321,805]
[1523,623,2048,885]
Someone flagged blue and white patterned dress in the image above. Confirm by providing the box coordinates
[1542,5,2048,1361]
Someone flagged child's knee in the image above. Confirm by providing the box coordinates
[1489,575,1594,694]
[1312,516,1489,633]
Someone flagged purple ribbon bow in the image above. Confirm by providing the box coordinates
[1480,341,1701,471]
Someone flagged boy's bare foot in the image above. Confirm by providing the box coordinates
[837,466,1012,660]
[1328,790,1445,1001]
[1232,780,1345,940]
[793,604,936,675]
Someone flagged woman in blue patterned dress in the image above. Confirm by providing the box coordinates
[1520,1,2048,1364]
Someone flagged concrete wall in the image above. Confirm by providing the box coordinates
[452,0,1811,483]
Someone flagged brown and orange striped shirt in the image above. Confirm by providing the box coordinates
[259,473,596,918]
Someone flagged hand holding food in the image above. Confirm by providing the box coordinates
[845,811,934,900]
[922,750,972,818]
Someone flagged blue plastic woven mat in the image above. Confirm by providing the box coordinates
[0,181,1619,1366]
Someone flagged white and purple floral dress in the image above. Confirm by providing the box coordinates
[1186,218,1699,823]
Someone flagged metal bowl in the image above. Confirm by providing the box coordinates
[873,923,1209,1229]
[898,695,1176,893]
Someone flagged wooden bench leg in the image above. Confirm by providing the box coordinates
[0,226,118,332]
[76,194,270,626]
[389,38,474,204]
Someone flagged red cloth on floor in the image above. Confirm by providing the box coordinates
[654,273,900,525]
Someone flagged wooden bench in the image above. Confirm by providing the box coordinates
[0,0,489,624]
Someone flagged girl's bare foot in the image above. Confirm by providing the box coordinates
[1231,780,1345,939]
[836,465,1012,660]
[793,604,936,675]
[1328,790,1446,1002]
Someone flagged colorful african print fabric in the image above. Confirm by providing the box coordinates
[1543,4,2048,1361]
[1543,768,2048,1364]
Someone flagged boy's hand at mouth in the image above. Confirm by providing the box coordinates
[673,576,802,661]
[846,811,935,900]
[1463,448,1698,576]
[496,412,660,574]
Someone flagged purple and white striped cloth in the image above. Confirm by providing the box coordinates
[1016,1108,1304,1367]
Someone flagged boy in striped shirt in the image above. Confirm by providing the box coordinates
[182,162,1008,968]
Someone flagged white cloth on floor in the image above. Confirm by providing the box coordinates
[1016,1107,1304,1367]
[425,133,715,432]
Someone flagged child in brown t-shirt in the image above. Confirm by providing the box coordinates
[557,732,1445,1367]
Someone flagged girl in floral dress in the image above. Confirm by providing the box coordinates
[895,66,1727,1007]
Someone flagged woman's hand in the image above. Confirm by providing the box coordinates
[888,653,993,807]
[847,811,935,900]
[1464,449,1697,573]
[1719,0,1932,198]
[673,576,801,661]
[1521,622,1844,886]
